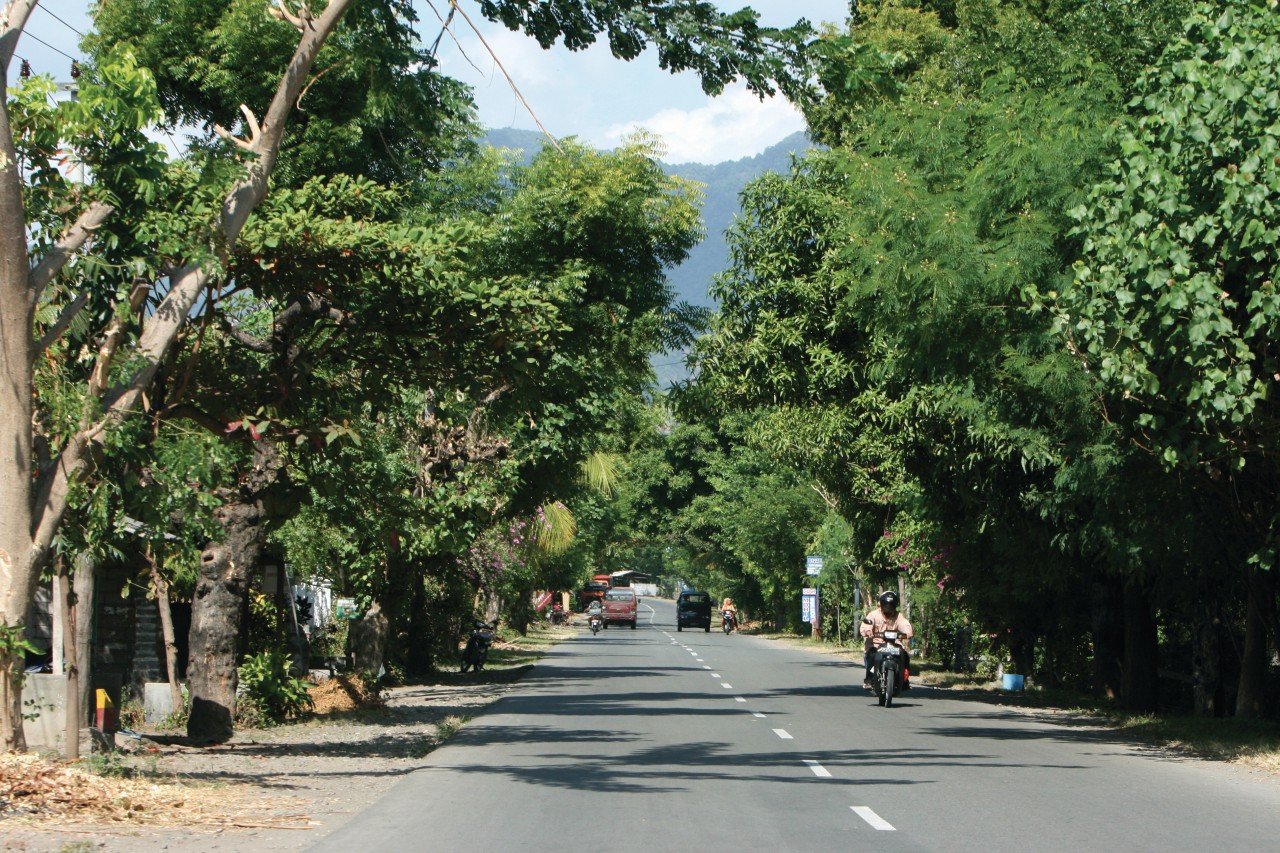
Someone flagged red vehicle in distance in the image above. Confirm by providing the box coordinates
[601,587,638,630]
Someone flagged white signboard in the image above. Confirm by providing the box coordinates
[805,556,824,576]
[801,588,818,623]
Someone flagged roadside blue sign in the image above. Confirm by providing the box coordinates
[805,555,824,576]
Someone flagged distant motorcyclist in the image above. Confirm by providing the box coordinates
[586,599,603,632]
[860,591,914,689]
[721,597,738,631]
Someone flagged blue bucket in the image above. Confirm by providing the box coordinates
[1002,674,1025,691]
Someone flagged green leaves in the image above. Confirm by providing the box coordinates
[475,0,814,99]
[1059,0,1280,468]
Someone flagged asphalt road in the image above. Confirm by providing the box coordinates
[309,598,1280,852]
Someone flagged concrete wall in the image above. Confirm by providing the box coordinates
[22,673,68,753]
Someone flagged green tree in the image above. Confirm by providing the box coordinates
[1054,0,1280,717]
[0,0,807,749]
[686,0,1197,709]
[1,0,357,750]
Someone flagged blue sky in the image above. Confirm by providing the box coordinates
[430,1,850,162]
[10,1,850,164]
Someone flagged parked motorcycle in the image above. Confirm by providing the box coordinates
[460,619,498,673]
[722,609,737,634]
[588,613,602,635]
[865,621,910,707]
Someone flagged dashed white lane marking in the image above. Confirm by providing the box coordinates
[721,683,733,689]
[851,807,895,831]
[773,729,793,739]
[711,673,721,678]
[702,665,712,669]
[735,697,747,703]
[751,711,766,718]
[803,760,831,778]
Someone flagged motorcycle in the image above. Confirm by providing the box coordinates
[550,606,566,626]
[865,622,910,707]
[588,612,602,635]
[722,609,737,634]
[460,619,498,673]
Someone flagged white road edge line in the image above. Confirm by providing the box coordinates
[773,728,793,739]
[851,807,895,831]
[803,760,831,778]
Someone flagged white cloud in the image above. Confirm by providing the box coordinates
[598,83,805,163]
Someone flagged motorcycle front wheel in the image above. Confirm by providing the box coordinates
[881,665,896,707]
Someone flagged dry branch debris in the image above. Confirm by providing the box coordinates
[0,753,307,829]
[307,673,385,714]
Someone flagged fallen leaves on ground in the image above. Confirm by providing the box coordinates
[308,673,384,714]
[0,753,308,829]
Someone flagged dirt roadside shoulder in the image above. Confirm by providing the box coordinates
[0,629,570,853]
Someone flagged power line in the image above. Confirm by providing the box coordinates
[19,29,80,64]
[37,5,86,38]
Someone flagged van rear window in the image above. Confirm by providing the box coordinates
[681,594,709,604]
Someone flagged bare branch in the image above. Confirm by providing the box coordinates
[268,0,313,32]
[221,0,354,243]
[28,201,114,303]
[87,278,150,401]
[35,291,88,353]
[221,320,272,353]
[212,104,261,152]
[466,384,512,442]
[162,403,231,437]
[810,482,840,511]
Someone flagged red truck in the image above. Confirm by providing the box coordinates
[577,574,612,611]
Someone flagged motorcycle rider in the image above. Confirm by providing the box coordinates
[860,590,913,689]
[721,597,738,630]
[585,599,603,629]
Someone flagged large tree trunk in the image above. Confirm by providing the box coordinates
[1235,567,1273,719]
[1090,577,1125,701]
[1121,582,1159,713]
[1010,630,1036,681]
[186,498,264,743]
[350,601,389,678]
[187,438,287,742]
[1191,605,1224,717]
[0,0,37,749]
[405,578,432,676]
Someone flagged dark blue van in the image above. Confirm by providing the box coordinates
[676,591,712,632]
